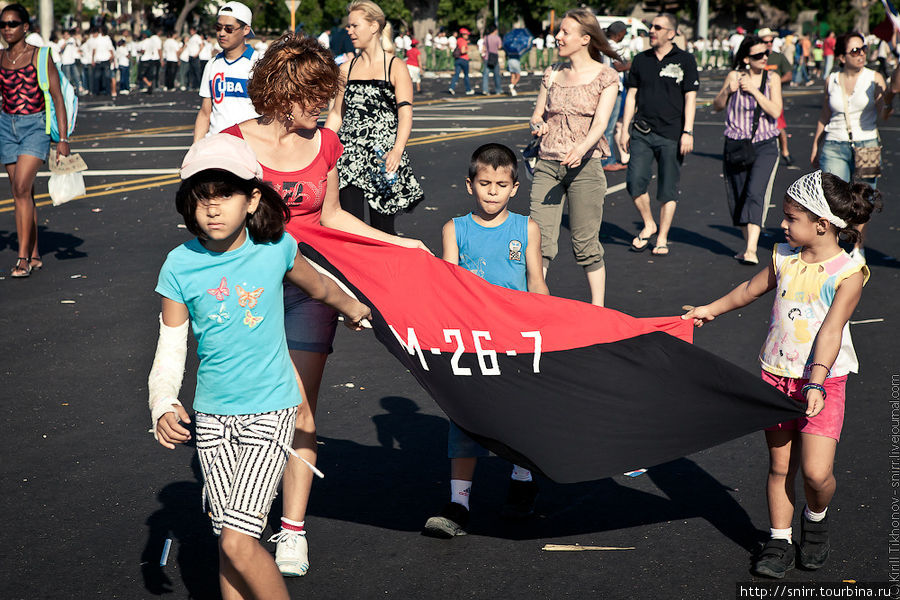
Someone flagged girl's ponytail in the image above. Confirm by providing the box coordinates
[820,172,883,245]
[382,21,395,54]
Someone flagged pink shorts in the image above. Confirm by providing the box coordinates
[761,370,847,441]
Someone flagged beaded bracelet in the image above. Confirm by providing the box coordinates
[807,362,832,377]
[801,383,827,400]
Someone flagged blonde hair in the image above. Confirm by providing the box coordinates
[563,7,620,63]
[347,0,394,53]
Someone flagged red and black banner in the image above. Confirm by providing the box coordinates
[294,224,804,484]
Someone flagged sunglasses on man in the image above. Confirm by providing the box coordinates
[214,23,243,34]
[650,24,671,31]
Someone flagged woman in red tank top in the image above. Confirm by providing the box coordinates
[1,3,69,277]
[224,32,429,578]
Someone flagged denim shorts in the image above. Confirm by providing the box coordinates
[507,58,521,74]
[448,420,490,458]
[283,283,338,354]
[819,138,878,188]
[625,128,684,203]
[0,111,51,165]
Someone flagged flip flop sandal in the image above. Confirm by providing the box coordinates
[651,245,669,257]
[11,257,32,278]
[630,234,653,252]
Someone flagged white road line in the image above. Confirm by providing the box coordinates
[73,146,189,153]
[0,168,179,179]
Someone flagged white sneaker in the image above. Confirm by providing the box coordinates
[509,83,517,96]
[269,530,309,577]
[849,247,866,264]
[465,89,475,95]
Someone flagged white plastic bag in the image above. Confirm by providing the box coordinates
[48,171,86,206]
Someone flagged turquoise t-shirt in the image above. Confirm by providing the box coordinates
[454,211,528,291]
[155,232,303,415]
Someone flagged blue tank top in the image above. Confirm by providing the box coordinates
[453,211,528,292]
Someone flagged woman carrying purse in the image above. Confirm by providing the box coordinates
[712,35,782,266]
[811,32,887,263]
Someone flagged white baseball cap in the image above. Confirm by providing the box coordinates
[217,1,255,37]
[181,134,263,181]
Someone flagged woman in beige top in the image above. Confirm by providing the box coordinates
[528,7,619,306]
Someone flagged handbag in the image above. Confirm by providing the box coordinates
[723,72,768,168]
[521,66,561,178]
[486,52,498,68]
[839,73,882,179]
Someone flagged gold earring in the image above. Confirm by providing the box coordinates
[284,112,294,121]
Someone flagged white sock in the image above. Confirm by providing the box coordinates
[770,527,793,543]
[511,465,533,482]
[450,479,471,510]
[804,505,828,522]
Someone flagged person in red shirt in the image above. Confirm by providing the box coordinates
[447,27,474,95]
[226,32,429,579]
[823,31,836,79]
[406,38,422,92]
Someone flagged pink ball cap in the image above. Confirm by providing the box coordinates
[180,134,263,181]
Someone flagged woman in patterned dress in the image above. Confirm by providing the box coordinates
[325,0,424,235]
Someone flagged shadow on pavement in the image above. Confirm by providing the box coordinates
[291,397,763,550]
[0,226,87,260]
[141,451,220,599]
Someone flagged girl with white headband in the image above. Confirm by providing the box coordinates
[682,170,881,579]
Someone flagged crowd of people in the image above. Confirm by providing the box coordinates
[3,0,898,595]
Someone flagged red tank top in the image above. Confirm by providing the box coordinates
[222,124,344,237]
[0,54,45,115]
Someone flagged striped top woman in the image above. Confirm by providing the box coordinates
[712,34,783,266]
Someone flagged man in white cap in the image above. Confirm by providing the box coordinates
[193,1,261,140]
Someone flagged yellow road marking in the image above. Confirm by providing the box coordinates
[0,177,181,213]
[0,173,178,207]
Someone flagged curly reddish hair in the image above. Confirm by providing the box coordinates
[248,32,342,118]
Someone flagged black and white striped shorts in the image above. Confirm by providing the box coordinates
[195,407,297,538]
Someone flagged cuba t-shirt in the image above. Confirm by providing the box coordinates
[222,125,344,235]
[199,45,261,135]
[155,232,303,415]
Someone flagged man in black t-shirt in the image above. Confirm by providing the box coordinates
[618,14,698,256]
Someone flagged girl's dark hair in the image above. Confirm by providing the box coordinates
[732,35,765,70]
[469,143,518,183]
[563,8,621,62]
[834,32,865,57]
[820,172,882,244]
[175,170,290,244]
[1,3,30,23]
[248,32,341,118]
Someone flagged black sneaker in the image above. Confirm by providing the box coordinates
[500,480,539,519]
[423,502,469,538]
[782,154,794,166]
[752,538,795,578]
[798,514,830,570]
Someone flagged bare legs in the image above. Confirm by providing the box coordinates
[219,528,290,600]
[765,430,837,530]
[282,350,329,523]
[737,223,761,264]
[633,193,675,253]
[6,156,43,274]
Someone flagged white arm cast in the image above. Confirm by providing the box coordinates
[148,313,189,439]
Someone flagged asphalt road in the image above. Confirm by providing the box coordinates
[1,69,898,600]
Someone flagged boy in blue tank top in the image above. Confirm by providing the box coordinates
[423,143,549,539]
